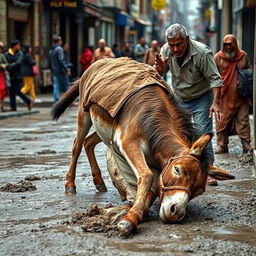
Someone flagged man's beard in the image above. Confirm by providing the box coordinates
[225,50,235,59]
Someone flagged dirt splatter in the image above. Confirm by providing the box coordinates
[37,149,57,155]
[0,180,37,192]
[66,204,124,237]
[25,174,64,181]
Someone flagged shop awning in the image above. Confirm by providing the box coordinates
[134,17,150,26]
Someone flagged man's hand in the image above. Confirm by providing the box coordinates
[209,102,222,122]
[154,53,169,76]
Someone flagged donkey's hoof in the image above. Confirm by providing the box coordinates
[65,187,76,194]
[96,184,107,192]
[117,220,135,237]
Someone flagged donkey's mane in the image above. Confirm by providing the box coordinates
[124,86,210,169]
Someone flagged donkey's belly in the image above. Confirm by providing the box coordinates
[90,112,113,145]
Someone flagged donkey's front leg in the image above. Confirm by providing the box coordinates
[65,111,92,194]
[116,141,154,235]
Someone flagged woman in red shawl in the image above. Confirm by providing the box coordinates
[214,34,252,153]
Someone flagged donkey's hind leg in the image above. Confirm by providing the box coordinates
[65,111,92,194]
[84,132,107,192]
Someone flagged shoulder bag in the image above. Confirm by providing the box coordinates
[32,65,39,76]
[237,67,253,98]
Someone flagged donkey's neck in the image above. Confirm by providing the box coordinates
[151,105,191,168]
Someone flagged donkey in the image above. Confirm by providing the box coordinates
[51,58,234,236]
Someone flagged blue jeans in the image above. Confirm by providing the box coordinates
[178,91,214,164]
[53,74,70,102]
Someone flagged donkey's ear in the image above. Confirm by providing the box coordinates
[189,133,213,157]
[208,165,235,180]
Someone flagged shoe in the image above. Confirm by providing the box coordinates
[215,146,228,154]
[1,107,6,112]
[243,145,253,153]
[207,178,218,186]
[27,101,33,111]
[34,98,42,103]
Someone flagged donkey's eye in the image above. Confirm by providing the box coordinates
[173,166,180,176]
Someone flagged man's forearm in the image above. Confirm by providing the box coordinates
[212,87,220,104]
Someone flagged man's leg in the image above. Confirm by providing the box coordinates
[15,79,31,105]
[235,103,252,153]
[59,74,70,93]
[53,76,60,102]
[8,80,16,110]
[179,91,214,164]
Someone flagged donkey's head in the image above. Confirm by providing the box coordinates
[157,133,235,223]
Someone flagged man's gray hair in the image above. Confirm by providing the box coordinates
[165,23,188,40]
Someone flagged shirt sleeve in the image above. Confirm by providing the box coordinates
[200,49,223,88]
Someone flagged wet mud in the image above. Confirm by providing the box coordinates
[0,108,256,256]
[0,180,37,192]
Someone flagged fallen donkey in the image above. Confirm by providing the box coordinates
[51,57,234,236]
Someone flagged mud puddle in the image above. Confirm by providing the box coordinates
[205,225,256,245]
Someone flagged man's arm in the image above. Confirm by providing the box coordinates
[7,51,23,71]
[210,87,221,122]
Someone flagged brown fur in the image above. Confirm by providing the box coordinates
[52,77,234,236]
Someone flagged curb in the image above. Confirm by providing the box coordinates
[0,110,40,120]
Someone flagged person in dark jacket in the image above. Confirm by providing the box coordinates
[5,40,32,111]
[48,36,70,103]
[21,45,37,102]
[121,42,135,59]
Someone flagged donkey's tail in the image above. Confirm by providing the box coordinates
[51,79,80,120]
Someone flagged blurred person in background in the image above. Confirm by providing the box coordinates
[0,41,8,112]
[134,37,149,62]
[21,44,37,103]
[5,40,32,111]
[92,39,115,63]
[121,41,135,59]
[79,45,93,76]
[144,40,160,66]
[112,43,121,58]
[155,23,223,186]
[63,43,73,81]
[214,34,252,154]
[49,36,71,103]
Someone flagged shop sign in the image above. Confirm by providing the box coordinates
[44,0,83,11]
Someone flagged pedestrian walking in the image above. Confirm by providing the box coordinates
[214,34,253,154]
[134,37,149,62]
[0,41,8,112]
[155,23,223,185]
[49,36,71,103]
[121,42,135,59]
[144,40,160,66]
[92,39,115,63]
[21,45,37,102]
[79,46,93,76]
[5,40,32,111]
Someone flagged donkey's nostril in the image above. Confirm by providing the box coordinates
[170,204,176,214]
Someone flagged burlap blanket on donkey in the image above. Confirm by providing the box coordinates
[80,57,172,117]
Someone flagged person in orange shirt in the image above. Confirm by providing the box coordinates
[92,39,115,63]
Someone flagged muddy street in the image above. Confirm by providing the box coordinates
[0,107,255,256]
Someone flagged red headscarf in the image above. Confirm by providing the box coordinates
[216,34,245,97]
